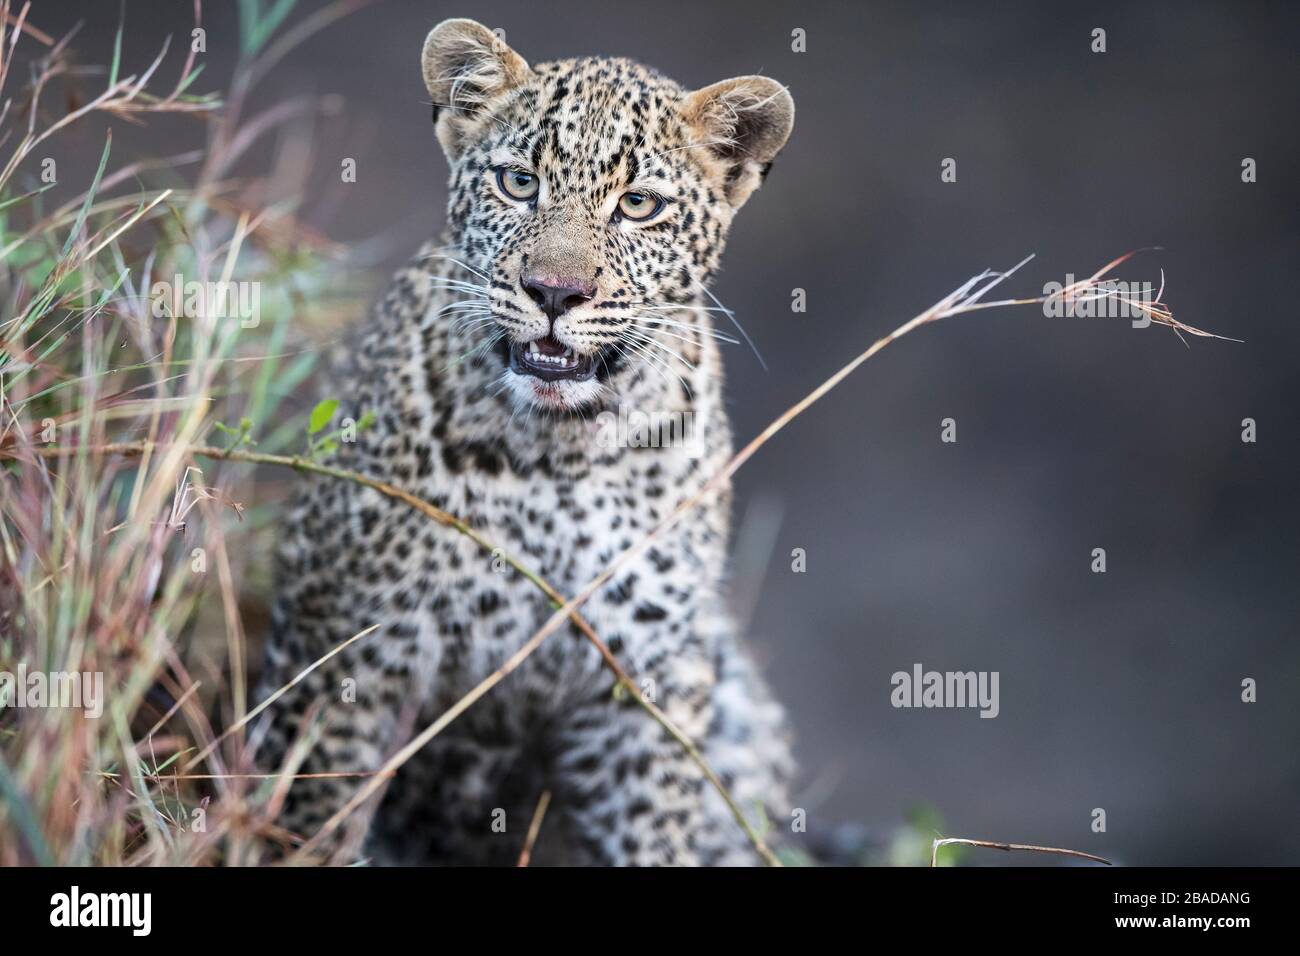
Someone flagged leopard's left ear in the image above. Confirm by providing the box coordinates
[681,76,795,209]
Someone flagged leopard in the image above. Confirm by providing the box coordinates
[257,17,797,866]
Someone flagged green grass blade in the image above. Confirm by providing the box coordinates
[0,754,54,866]
[60,131,113,259]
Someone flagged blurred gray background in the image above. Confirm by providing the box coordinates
[42,0,1299,863]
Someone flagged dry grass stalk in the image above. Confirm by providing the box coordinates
[516,789,552,868]
[931,837,1111,867]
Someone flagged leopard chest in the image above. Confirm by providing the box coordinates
[380,449,714,706]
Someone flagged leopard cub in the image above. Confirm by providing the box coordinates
[259,18,796,865]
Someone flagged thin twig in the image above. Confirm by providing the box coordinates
[517,789,552,867]
[183,623,378,771]
[2,6,51,46]
[99,771,394,781]
[931,837,1111,867]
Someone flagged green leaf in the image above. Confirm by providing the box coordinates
[108,13,124,88]
[0,753,54,866]
[61,132,112,258]
[239,0,297,56]
[0,183,55,214]
[174,62,207,96]
[308,398,339,435]
[356,410,377,431]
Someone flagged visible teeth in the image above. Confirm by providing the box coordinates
[523,342,578,366]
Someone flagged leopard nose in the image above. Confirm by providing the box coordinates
[521,275,595,321]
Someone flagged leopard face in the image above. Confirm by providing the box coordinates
[422,19,794,413]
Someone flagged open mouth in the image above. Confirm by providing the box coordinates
[508,335,597,382]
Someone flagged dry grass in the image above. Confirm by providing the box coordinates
[0,0,371,865]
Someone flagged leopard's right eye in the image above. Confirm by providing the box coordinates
[496,167,539,201]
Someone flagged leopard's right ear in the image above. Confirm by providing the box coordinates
[422,19,531,159]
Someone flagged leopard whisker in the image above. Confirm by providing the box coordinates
[448,316,497,331]
[429,281,491,296]
[626,321,728,351]
[423,252,492,283]
[627,316,740,346]
[640,304,732,315]
[435,299,491,317]
[446,328,505,371]
[448,309,496,322]
[696,281,767,372]
[617,333,695,398]
[450,319,498,338]
[610,338,672,390]
[622,329,702,375]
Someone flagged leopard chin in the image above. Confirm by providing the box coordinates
[503,366,607,412]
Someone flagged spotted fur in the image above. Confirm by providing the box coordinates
[258,18,796,865]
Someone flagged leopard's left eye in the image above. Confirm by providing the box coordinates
[616,190,665,222]
[496,168,539,201]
